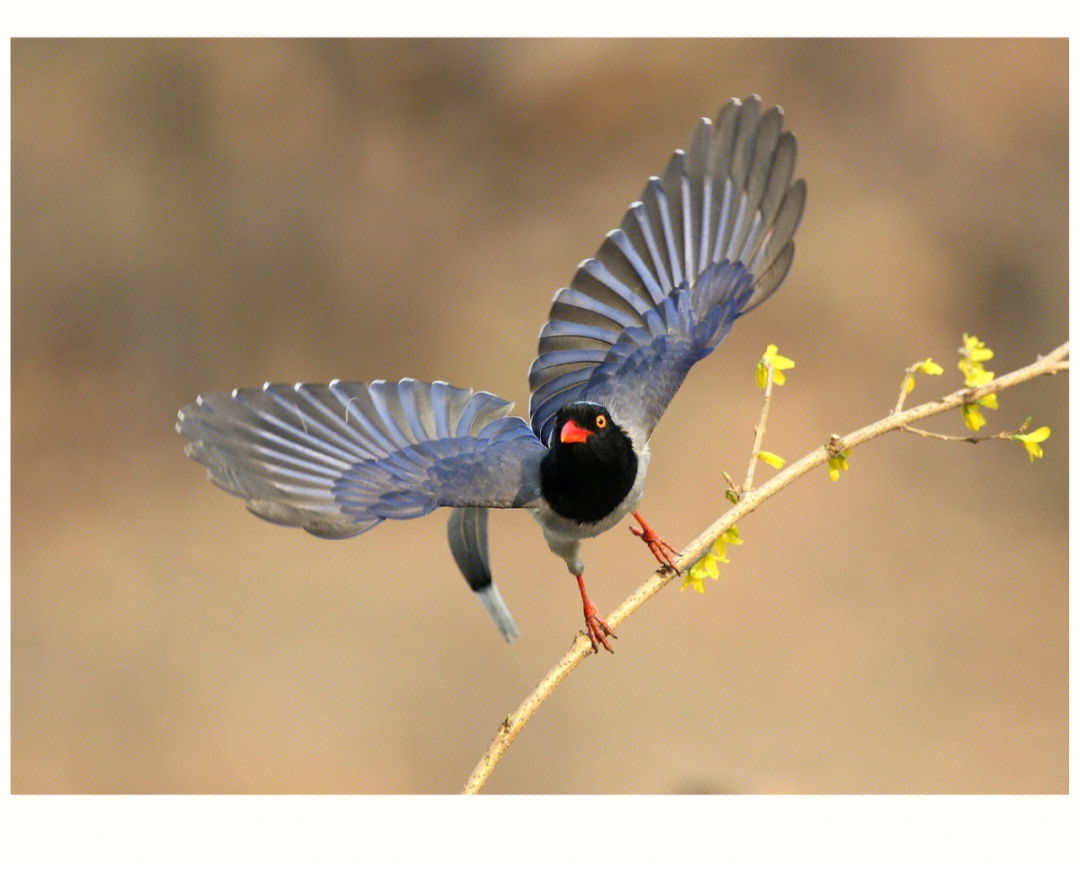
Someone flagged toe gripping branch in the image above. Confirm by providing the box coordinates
[630,511,681,575]
[575,513,679,654]
[576,574,616,653]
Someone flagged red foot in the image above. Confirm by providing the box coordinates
[577,574,616,653]
[630,511,681,575]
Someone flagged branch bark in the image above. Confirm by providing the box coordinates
[462,341,1069,794]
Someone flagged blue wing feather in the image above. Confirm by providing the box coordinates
[578,261,754,441]
[178,379,545,539]
[528,95,805,446]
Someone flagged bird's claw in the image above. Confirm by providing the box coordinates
[583,607,616,654]
[630,511,681,575]
[576,573,616,653]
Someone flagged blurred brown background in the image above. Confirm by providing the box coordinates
[11,39,1067,793]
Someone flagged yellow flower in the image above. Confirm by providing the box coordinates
[683,525,743,592]
[902,356,946,392]
[757,344,795,389]
[1011,426,1050,462]
[683,552,717,593]
[959,359,995,387]
[961,333,994,363]
[716,524,743,555]
[905,357,944,393]
[958,335,997,429]
[827,452,849,481]
[757,450,786,469]
[962,403,987,432]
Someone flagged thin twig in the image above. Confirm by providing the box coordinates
[742,362,776,494]
[894,362,923,414]
[900,425,982,442]
[462,341,1068,794]
[901,420,1031,442]
[721,471,740,505]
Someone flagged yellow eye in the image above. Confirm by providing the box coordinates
[595,414,607,429]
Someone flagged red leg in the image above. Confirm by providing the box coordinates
[630,511,681,575]
[577,574,615,653]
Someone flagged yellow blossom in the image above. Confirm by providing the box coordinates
[683,552,717,593]
[757,450,786,469]
[827,452,849,481]
[757,344,795,389]
[1011,426,1050,462]
[961,403,987,432]
[958,335,997,429]
[716,524,743,555]
[683,525,743,592]
[959,358,995,387]
[961,333,994,363]
[905,358,944,393]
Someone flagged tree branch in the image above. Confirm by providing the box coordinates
[462,341,1068,794]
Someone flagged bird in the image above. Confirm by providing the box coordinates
[176,94,806,653]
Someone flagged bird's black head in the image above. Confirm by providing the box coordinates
[539,402,638,525]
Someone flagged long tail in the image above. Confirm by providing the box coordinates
[447,507,520,642]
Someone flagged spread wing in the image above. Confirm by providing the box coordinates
[528,95,806,447]
[177,379,545,539]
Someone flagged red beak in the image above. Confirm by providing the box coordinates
[559,419,592,444]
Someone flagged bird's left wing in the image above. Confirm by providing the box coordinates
[178,379,545,539]
[528,95,805,447]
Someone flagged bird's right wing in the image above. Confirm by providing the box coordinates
[529,95,805,447]
[177,379,545,539]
